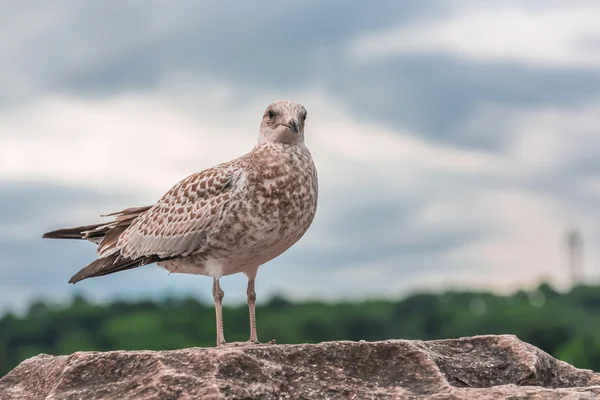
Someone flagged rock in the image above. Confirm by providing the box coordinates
[1,335,599,399]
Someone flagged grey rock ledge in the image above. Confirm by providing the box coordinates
[1,335,599,399]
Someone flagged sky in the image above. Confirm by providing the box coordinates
[1,0,600,313]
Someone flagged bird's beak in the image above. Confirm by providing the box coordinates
[288,118,299,134]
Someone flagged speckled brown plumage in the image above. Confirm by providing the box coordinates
[43,100,318,346]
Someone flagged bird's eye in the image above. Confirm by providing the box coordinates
[267,110,274,119]
[301,113,307,121]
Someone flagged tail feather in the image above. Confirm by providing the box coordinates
[43,224,106,240]
[42,205,152,245]
[68,253,169,284]
[43,205,156,283]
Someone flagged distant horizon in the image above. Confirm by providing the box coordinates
[2,277,588,317]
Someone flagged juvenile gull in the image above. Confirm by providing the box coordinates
[43,100,318,346]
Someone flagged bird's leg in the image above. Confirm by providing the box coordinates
[212,278,226,346]
[247,277,259,343]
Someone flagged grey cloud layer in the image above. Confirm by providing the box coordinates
[4,1,599,149]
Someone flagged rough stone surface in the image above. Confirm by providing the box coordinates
[1,335,599,399]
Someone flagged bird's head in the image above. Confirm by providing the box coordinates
[258,100,307,145]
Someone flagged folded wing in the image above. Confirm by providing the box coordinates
[55,165,240,283]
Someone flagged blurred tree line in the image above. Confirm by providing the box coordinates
[2,282,600,377]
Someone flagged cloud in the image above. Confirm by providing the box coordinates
[446,188,571,290]
[0,82,504,197]
[0,83,255,193]
[351,4,600,68]
[0,1,448,104]
[452,102,600,288]
[0,183,123,241]
[4,1,600,150]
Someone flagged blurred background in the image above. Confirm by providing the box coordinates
[2,0,600,375]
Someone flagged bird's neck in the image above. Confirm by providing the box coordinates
[251,141,308,160]
[256,130,304,146]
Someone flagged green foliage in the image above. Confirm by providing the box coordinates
[1,283,599,376]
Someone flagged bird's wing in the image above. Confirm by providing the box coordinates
[115,164,241,260]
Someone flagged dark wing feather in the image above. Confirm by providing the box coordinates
[43,206,155,283]
[68,253,173,284]
[43,223,107,240]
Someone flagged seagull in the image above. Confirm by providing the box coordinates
[43,100,318,346]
